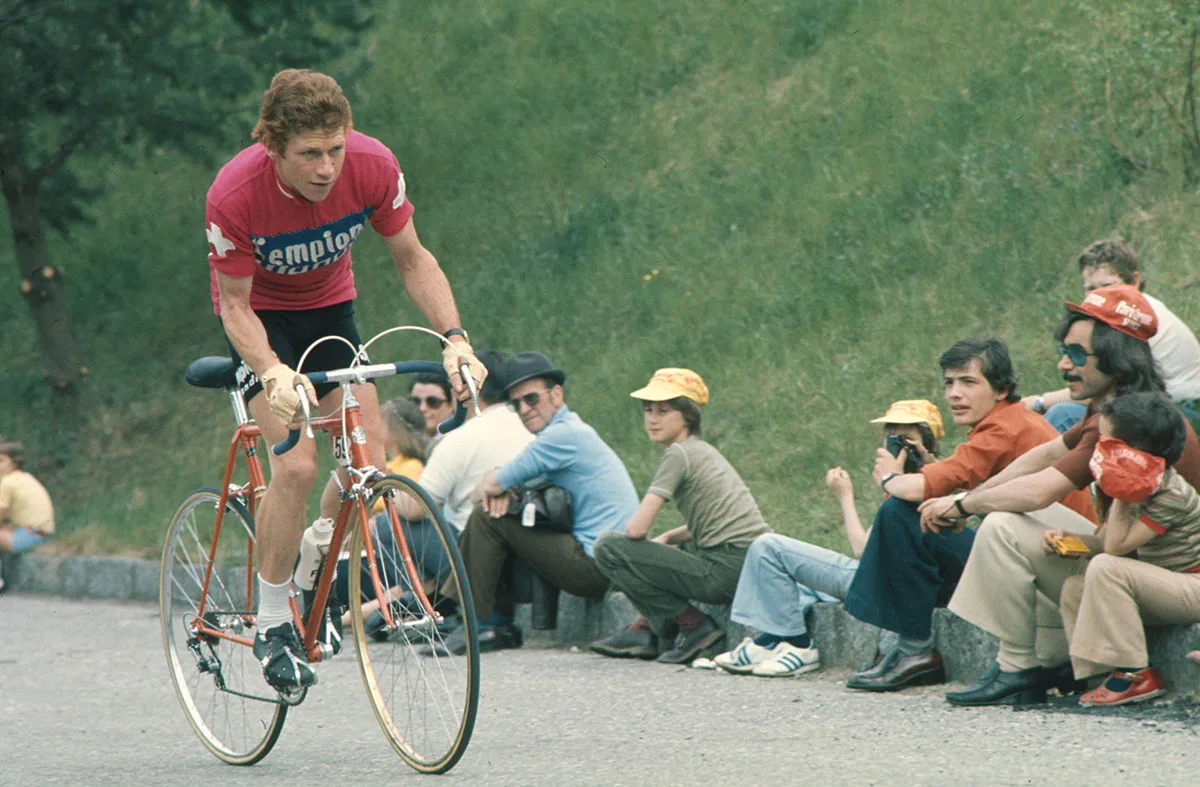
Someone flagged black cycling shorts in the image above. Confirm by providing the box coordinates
[223,300,369,405]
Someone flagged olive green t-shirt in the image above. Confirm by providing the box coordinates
[647,436,771,548]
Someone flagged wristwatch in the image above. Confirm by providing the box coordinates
[880,472,899,492]
[953,492,970,518]
[1032,396,1046,415]
[443,328,469,343]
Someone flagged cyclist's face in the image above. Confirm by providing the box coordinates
[507,379,561,434]
[410,383,454,436]
[270,129,347,202]
[642,402,688,446]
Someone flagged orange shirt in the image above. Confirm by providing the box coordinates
[920,400,1097,523]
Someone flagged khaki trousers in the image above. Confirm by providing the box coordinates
[1060,554,1200,679]
[947,504,1095,672]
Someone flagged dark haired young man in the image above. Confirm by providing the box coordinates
[1023,238,1200,432]
[929,284,1200,706]
[841,338,1097,692]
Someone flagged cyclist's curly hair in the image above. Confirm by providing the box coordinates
[253,69,353,155]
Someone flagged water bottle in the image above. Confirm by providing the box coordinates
[293,517,335,591]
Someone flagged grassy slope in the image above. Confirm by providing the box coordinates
[4,0,1200,555]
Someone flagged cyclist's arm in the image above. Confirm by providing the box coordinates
[383,221,464,337]
[216,270,277,378]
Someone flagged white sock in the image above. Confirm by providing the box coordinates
[257,575,293,631]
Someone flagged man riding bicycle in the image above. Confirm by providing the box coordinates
[205,69,485,691]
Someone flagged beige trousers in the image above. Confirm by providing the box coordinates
[1060,554,1200,679]
[947,504,1095,672]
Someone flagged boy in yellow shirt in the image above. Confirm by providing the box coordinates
[0,438,55,592]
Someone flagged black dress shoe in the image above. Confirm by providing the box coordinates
[847,649,945,692]
[945,662,1046,706]
[1041,661,1088,696]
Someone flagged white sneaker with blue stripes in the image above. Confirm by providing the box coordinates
[713,637,776,674]
[751,642,821,677]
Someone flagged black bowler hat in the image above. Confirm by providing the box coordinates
[501,351,567,392]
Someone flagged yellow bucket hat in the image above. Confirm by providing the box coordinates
[869,399,944,440]
[630,368,710,406]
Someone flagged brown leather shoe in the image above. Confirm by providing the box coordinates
[846,649,945,692]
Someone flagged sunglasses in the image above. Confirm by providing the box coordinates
[507,391,545,412]
[1057,343,1096,367]
[410,395,448,409]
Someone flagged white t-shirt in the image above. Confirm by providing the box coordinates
[417,403,535,532]
[1146,293,1200,401]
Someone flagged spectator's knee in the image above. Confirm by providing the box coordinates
[593,530,629,566]
[1084,552,1125,585]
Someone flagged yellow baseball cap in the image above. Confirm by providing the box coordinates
[869,399,944,440]
[630,368,710,406]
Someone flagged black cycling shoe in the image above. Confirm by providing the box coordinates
[254,622,318,690]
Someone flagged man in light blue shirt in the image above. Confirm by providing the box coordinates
[436,351,638,654]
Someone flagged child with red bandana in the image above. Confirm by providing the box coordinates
[1046,391,1200,707]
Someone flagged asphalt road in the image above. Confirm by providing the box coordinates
[2,594,1199,786]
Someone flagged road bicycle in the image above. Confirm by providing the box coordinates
[160,329,480,773]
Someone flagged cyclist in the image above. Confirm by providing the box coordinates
[205,68,485,691]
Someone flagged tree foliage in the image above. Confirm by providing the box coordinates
[1053,0,1200,189]
[0,0,373,437]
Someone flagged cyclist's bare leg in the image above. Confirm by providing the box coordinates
[249,393,320,583]
[316,383,388,519]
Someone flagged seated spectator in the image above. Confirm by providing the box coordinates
[372,397,426,513]
[410,372,456,452]
[1024,238,1200,433]
[588,369,773,665]
[1056,392,1200,707]
[0,438,55,593]
[709,400,943,677]
[432,351,639,654]
[841,338,1096,693]
[934,286,1197,707]
[340,351,534,636]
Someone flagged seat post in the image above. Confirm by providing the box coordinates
[228,388,250,427]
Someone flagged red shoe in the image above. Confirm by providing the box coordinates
[1079,668,1165,707]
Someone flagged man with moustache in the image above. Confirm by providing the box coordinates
[923,284,1200,706]
[841,338,1096,692]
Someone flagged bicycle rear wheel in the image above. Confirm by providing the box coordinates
[348,474,479,774]
[161,488,286,765]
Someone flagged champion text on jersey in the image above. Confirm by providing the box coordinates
[252,209,373,275]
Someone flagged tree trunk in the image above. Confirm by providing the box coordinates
[0,142,85,437]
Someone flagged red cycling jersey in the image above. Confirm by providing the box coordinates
[205,130,414,313]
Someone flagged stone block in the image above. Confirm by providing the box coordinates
[131,560,162,603]
[60,558,89,598]
[85,557,134,600]
[10,554,61,595]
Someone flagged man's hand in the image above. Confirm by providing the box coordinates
[917,494,964,534]
[826,467,854,500]
[872,448,905,487]
[474,469,511,518]
[1041,528,1068,556]
[260,363,318,427]
[442,339,488,402]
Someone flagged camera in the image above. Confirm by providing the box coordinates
[885,434,924,474]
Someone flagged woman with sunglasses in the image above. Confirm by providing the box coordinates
[588,368,774,665]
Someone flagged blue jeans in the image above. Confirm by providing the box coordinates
[1044,402,1087,434]
[333,514,456,607]
[843,496,975,640]
[729,533,859,637]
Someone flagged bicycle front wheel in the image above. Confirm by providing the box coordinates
[161,488,286,765]
[348,474,479,774]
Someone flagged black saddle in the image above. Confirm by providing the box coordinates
[185,356,239,390]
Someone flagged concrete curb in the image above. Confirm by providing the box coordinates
[9,553,1200,692]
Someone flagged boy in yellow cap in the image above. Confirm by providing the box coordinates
[710,400,943,677]
[589,368,773,664]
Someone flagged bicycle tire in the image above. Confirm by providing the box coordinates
[348,474,480,774]
[161,487,286,765]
